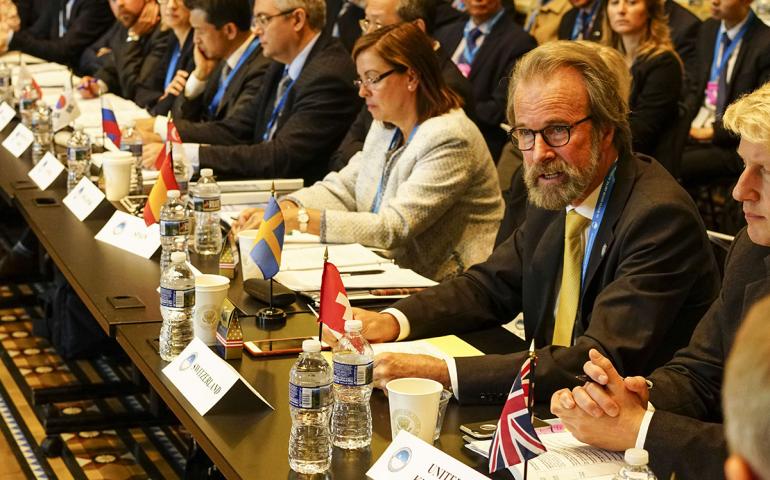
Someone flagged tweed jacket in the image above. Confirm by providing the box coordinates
[287,109,504,281]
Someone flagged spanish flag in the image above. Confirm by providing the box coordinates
[249,197,285,279]
[142,148,179,226]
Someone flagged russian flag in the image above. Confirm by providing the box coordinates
[142,148,180,226]
[101,97,121,148]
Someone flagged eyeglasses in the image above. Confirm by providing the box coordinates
[358,17,384,33]
[508,116,592,151]
[353,69,398,89]
[251,9,295,29]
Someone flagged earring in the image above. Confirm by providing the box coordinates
[408,85,414,91]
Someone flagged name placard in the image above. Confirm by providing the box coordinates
[0,102,15,130]
[63,177,105,221]
[95,210,160,258]
[28,152,64,190]
[2,123,34,157]
[368,430,488,480]
[162,337,273,416]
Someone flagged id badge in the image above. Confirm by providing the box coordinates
[706,81,718,106]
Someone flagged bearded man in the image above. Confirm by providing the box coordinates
[347,41,721,405]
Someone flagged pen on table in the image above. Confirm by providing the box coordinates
[338,269,385,276]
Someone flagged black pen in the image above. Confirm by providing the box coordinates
[338,269,385,276]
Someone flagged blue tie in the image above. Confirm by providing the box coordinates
[462,28,483,65]
[716,32,732,117]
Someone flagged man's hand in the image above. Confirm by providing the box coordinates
[192,46,218,82]
[129,1,159,37]
[96,47,112,57]
[550,349,648,451]
[352,308,400,343]
[135,117,162,143]
[373,353,450,390]
[78,76,101,98]
[163,70,189,98]
[690,127,714,142]
[142,142,163,169]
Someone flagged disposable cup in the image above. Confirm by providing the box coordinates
[101,151,133,201]
[386,378,443,443]
[193,274,230,345]
[433,389,453,441]
[237,229,262,282]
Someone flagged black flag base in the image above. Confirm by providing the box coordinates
[257,306,287,324]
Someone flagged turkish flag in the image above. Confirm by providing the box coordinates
[318,262,352,335]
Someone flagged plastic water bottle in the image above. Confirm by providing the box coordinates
[192,168,222,255]
[18,82,39,127]
[120,120,144,195]
[289,339,333,474]
[159,190,190,274]
[614,448,657,480]
[31,103,53,163]
[172,148,189,197]
[0,62,13,105]
[159,251,195,361]
[332,319,374,449]
[66,128,92,193]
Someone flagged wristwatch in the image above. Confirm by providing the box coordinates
[297,207,309,233]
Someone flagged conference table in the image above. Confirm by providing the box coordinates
[0,118,528,478]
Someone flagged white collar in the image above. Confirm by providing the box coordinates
[225,34,256,70]
[286,32,321,81]
[721,10,752,40]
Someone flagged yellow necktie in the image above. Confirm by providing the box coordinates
[553,211,590,347]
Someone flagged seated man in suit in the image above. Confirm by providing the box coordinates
[328,0,475,172]
[680,0,770,184]
[78,0,166,101]
[325,0,365,51]
[353,40,720,405]
[435,0,536,160]
[557,0,604,41]
[0,0,113,71]
[551,82,770,480]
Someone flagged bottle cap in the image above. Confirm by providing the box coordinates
[200,168,213,177]
[167,190,180,199]
[170,251,187,264]
[624,448,649,466]
[302,339,322,352]
[344,320,362,332]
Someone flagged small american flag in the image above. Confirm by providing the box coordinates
[488,355,546,474]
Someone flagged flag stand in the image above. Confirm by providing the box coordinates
[317,247,329,341]
[523,349,538,480]
[257,182,287,324]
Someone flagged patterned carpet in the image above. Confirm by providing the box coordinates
[0,282,189,479]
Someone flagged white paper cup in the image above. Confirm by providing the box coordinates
[101,151,133,201]
[193,274,230,345]
[237,229,263,282]
[386,378,443,443]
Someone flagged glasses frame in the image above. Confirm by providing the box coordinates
[251,9,296,30]
[353,68,399,89]
[358,17,384,33]
[508,115,592,151]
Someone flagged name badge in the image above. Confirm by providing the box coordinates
[28,152,64,190]
[95,210,160,258]
[706,81,718,106]
[368,430,488,480]
[163,337,274,416]
[2,123,34,158]
[63,177,105,221]
[0,102,15,130]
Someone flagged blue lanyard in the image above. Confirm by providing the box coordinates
[709,12,753,82]
[580,161,617,284]
[570,0,600,40]
[371,125,419,213]
[208,37,260,115]
[462,9,505,64]
[164,42,182,90]
[261,70,296,141]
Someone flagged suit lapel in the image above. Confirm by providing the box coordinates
[741,254,770,319]
[525,209,565,343]
[469,16,507,80]
[216,44,261,116]
[727,16,757,99]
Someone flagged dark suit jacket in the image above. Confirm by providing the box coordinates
[324,0,364,52]
[392,153,721,404]
[435,13,536,160]
[665,0,700,83]
[645,228,770,480]
[171,38,271,145]
[327,46,475,172]
[15,0,48,29]
[557,1,605,41]
[77,20,118,76]
[9,0,113,70]
[199,35,361,184]
[629,50,682,156]
[96,22,168,102]
[684,16,770,149]
[134,30,195,115]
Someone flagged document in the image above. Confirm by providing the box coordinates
[371,335,484,360]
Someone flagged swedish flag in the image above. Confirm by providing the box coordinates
[250,197,285,279]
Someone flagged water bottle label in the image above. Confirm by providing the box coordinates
[333,361,373,386]
[192,197,221,212]
[289,382,332,409]
[67,147,89,162]
[160,287,195,308]
[160,219,190,236]
[121,143,143,156]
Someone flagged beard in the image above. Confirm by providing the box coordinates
[523,134,601,210]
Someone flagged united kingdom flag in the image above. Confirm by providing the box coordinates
[488,355,546,474]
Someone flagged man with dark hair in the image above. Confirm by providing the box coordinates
[557,0,603,41]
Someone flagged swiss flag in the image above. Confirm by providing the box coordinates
[318,261,352,335]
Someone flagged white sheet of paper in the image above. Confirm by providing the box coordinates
[95,210,160,258]
[2,123,34,157]
[0,102,16,130]
[63,177,105,221]
[27,151,64,190]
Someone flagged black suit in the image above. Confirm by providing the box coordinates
[134,30,195,115]
[77,21,118,76]
[681,16,770,182]
[629,50,682,156]
[14,0,48,29]
[199,35,361,184]
[324,0,364,52]
[644,228,770,480]
[435,13,536,160]
[391,153,720,404]
[557,1,604,41]
[665,0,700,83]
[9,0,113,71]
[172,37,271,145]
